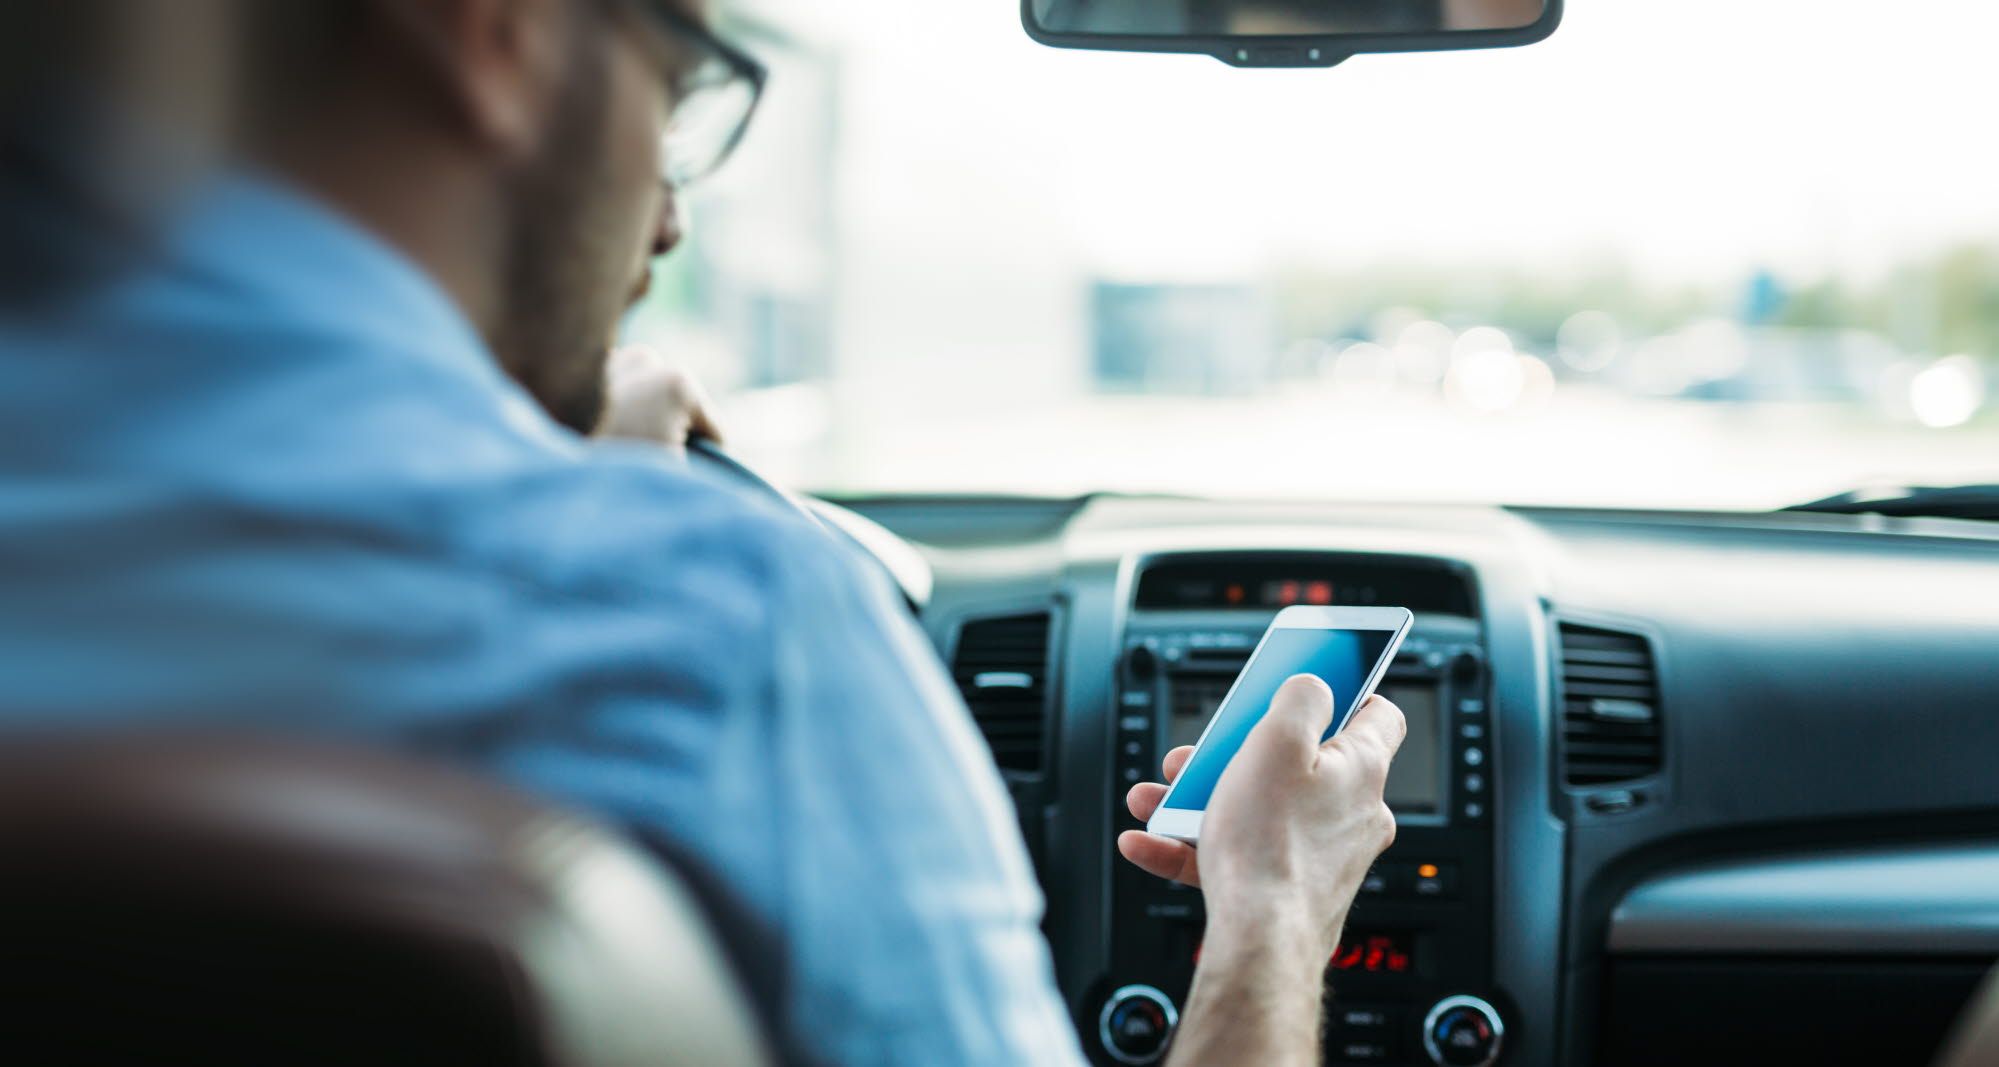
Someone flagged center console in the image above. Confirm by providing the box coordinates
[1090,553,1503,1067]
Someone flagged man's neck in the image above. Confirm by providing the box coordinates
[254,110,505,349]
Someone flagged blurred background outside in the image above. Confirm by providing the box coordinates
[623,0,1999,508]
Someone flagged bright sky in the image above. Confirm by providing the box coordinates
[754,0,1999,286]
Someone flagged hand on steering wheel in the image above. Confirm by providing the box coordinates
[596,344,726,456]
[592,348,928,611]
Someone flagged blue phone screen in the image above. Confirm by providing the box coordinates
[1161,626,1395,812]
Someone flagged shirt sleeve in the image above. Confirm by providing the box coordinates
[751,519,1088,1065]
[474,487,1087,1067]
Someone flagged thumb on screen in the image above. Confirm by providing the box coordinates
[1237,674,1335,777]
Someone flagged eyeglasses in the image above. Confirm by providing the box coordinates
[621,1,768,188]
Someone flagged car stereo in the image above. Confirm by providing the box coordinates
[1162,660,1446,817]
[1090,553,1501,1067]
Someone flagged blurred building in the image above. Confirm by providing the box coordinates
[1092,283,1273,395]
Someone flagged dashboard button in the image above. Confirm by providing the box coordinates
[1336,1041,1392,1062]
[1413,862,1457,898]
[1459,723,1485,740]
[1462,746,1485,768]
[1463,773,1485,794]
[1337,1006,1394,1030]
[1463,801,1486,820]
[1099,985,1177,1065]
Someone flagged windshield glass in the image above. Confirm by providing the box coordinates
[624,0,1999,508]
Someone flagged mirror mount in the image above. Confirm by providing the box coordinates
[1219,44,1352,68]
[1021,0,1562,68]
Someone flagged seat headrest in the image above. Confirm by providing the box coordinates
[0,734,772,1067]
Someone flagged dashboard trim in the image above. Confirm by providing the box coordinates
[1477,552,1567,1067]
[1608,842,1999,955]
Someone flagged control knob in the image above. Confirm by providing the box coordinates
[1125,644,1159,683]
[1449,649,1485,687]
[1099,984,1177,1065]
[1422,995,1504,1067]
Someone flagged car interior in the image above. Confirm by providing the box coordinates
[838,491,1999,1066]
[682,1,1999,1063]
[12,0,1999,1065]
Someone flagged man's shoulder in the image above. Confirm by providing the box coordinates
[449,444,863,611]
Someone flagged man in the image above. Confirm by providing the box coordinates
[0,2,1404,1064]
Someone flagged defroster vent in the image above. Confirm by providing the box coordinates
[951,613,1053,774]
[1558,623,1663,787]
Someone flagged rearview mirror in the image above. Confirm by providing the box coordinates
[1022,0,1561,67]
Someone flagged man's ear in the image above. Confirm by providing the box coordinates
[371,0,572,160]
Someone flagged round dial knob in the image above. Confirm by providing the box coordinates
[1449,649,1485,687]
[1098,984,1177,1065]
[1125,644,1159,683]
[1423,995,1504,1067]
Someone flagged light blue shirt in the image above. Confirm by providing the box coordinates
[0,174,1085,1065]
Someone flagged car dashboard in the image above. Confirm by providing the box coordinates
[828,493,1999,1067]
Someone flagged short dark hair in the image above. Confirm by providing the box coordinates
[1,2,106,163]
[0,1,146,304]
[239,1,368,129]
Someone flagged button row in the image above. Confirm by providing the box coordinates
[1357,861,1459,900]
[1329,1003,1400,1064]
[1334,1041,1391,1063]
[1118,700,1153,794]
[1457,696,1489,824]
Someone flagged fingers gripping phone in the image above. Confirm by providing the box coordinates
[1147,606,1414,844]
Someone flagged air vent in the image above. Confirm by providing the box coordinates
[1558,623,1663,787]
[951,613,1053,774]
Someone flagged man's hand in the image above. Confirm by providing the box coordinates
[1120,676,1404,951]
[1120,675,1406,1067]
[595,344,724,454]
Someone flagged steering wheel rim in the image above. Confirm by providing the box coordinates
[686,437,815,519]
[684,438,930,612]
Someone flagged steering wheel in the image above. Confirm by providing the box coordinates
[686,438,931,612]
[686,437,814,520]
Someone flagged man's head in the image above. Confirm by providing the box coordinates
[243,0,752,432]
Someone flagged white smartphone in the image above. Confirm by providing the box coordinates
[1146,605,1414,845]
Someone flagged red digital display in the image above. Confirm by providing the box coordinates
[1329,932,1412,974]
[1195,930,1414,974]
[1257,578,1339,607]
[1135,559,1476,616]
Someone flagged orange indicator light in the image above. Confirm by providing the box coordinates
[1417,863,1440,879]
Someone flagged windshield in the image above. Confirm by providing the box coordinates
[623,0,1999,509]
